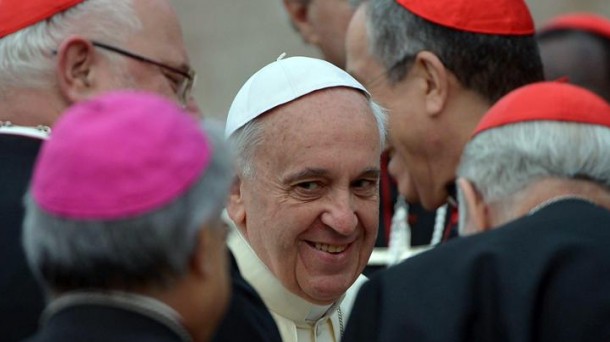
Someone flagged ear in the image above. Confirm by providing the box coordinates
[56,36,97,103]
[226,177,247,232]
[457,178,491,235]
[283,0,319,45]
[413,51,449,116]
[191,227,211,277]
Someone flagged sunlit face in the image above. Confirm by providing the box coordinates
[306,0,355,68]
[233,88,381,304]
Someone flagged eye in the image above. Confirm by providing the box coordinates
[296,181,321,191]
[163,71,183,92]
[352,178,378,197]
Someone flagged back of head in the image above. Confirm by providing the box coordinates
[537,14,610,102]
[0,0,140,95]
[366,0,544,103]
[458,82,610,206]
[23,91,234,292]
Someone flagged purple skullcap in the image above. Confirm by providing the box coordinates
[32,91,212,220]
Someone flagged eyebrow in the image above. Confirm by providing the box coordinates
[283,168,329,184]
[359,168,381,180]
[282,167,381,184]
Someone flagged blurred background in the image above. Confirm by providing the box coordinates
[174,0,610,120]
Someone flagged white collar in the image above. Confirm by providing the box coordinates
[0,122,50,140]
[228,227,342,325]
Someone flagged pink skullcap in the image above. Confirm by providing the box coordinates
[473,82,610,137]
[32,91,212,220]
[0,0,84,38]
[539,13,610,40]
[396,0,534,36]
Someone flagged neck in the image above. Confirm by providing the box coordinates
[141,278,214,342]
[0,88,67,127]
[431,86,490,209]
[489,178,610,227]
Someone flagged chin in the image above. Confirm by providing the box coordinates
[305,274,356,304]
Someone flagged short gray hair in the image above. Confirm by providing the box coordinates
[228,90,387,178]
[23,120,234,292]
[457,121,610,203]
[366,0,543,103]
[0,0,140,94]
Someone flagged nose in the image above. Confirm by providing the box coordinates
[321,190,358,235]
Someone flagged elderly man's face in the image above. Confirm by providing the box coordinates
[346,6,429,205]
[231,88,381,304]
[94,0,197,115]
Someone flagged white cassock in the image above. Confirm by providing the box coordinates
[228,228,367,342]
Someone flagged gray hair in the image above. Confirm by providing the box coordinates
[348,0,367,9]
[0,0,140,94]
[457,121,610,204]
[229,91,387,178]
[366,0,544,103]
[23,120,234,292]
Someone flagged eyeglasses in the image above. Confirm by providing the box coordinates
[91,41,196,107]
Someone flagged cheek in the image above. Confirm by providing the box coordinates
[359,201,380,243]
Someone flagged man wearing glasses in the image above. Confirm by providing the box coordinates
[0,1,197,340]
[0,1,280,341]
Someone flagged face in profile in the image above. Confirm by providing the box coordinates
[345,4,448,210]
[229,88,381,304]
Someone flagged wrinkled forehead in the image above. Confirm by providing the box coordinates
[259,87,377,142]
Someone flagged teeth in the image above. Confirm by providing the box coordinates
[314,243,347,254]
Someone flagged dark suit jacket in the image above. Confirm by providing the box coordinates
[212,251,282,342]
[344,199,610,342]
[0,134,45,342]
[24,304,186,342]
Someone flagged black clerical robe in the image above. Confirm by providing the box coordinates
[343,199,610,342]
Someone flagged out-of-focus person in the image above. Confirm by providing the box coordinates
[23,91,234,342]
[224,56,386,342]
[537,13,610,101]
[0,1,280,341]
[282,0,366,69]
[343,81,610,342]
[0,1,197,339]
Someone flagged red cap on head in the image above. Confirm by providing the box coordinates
[0,0,85,38]
[473,82,610,137]
[396,0,534,35]
[539,13,610,40]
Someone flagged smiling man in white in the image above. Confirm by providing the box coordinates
[224,56,386,342]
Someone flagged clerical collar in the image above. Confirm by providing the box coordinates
[228,227,344,325]
[43,291,192,342]
[528,195,597,215]
[0,121,50,139]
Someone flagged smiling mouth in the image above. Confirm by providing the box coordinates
[313,242,348,254]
